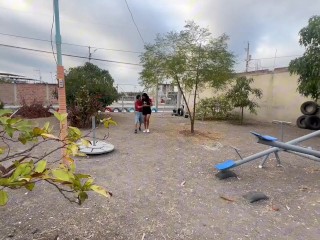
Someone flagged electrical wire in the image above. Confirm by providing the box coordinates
[0,43,142,66]
[0,32,143,54]
[124,0,145,45]
[50,9,57,65]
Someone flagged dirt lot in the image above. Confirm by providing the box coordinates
[1,113,320,240]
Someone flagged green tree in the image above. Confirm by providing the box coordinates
[226,76,262,124]
[289,15,320,101]
[0,109,115,206]
[140,21,235,133]
[65,62,118,106]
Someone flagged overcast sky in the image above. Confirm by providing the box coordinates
[0,0,319,91]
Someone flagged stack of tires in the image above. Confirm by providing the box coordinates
[297,101,320,130]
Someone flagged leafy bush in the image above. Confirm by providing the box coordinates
[0,99,4,109]
[68,86,104,128]
[196,95,234,120]
[17,99,52,118]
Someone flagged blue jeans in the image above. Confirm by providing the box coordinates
[135,112,143,124]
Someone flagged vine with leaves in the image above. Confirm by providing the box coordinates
[0,109,116,206]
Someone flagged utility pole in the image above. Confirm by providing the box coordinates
[54,0,68,163]
[88,46,98,63]
[245,41,251,72]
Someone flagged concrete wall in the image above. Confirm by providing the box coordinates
[196,68,313,123]
[0,83,58,106]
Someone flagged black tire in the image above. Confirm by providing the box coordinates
[305,115,320,130]
[296,115,307,129]
[112,108,121,112]
[300,101,318,115]
[178,107,184,116]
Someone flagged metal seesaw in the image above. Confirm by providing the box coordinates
[215,130,320,172]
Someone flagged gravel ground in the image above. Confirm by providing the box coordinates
[1,113,320,240]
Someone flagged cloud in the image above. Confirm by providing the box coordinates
[1,0,320,89]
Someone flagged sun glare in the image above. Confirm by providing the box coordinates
[2,0,33,11]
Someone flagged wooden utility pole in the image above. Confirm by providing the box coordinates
[54,0,67,163]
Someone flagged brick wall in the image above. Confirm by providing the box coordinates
[0,83,15,104]
[0,83,58,106]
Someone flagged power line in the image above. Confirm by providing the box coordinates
[0,32,143,54]
[124,0,145,45]
[251,54,302,60]
[0,43,142,66]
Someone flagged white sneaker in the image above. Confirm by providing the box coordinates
[143,129,147,133]
[147,129,150,133]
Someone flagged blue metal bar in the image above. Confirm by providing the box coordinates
[54,0,62,65]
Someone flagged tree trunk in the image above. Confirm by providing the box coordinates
[191,118,195,133]
[241,107,244,124]
[191,75,199,134]
[175,77,193,129]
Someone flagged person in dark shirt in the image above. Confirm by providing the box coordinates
[142,93,152,133]
[134,94,143,133]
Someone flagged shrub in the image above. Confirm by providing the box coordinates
[68,86,104,128]
[196,95,234,120]
[0,99,4,109]
[17,99,52,118]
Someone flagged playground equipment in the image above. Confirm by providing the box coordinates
[215,130,320,172]
[79,116,114,155]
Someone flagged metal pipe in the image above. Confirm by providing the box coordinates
[257,139,320,157]
[233,130,320,167]
[286,150,320,162]
[92,116,96,146]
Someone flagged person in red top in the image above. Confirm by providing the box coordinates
[134,94,143,133]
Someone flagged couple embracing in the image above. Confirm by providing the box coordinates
[134,93,152,133]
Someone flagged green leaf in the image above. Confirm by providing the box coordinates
[68,143,79,156]
[68,126,81,137]
[103,121,110,128]
[52,169,71,182]
[0,190,8,206]
[0,109,12,117]
[33,127,44,136]
[108,120,117,126]
[43,122,50,131]
[12,163,33,179]
[53,111,68,122]
[35,160,47,173]
[80,139,91,147]
[0,148,4,155]
[69,163,76,173]
[25,182,35,191]
[78,191,88,204]
[41,133,59,140]
[83,178,94,191]
[15,120,35,131]
[18,135,28,144]
[0,178,9,186]
[75,174,91,179]
[90,185,111,198]
[4,126,15,138]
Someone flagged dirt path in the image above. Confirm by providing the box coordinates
[1,113,320,239]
